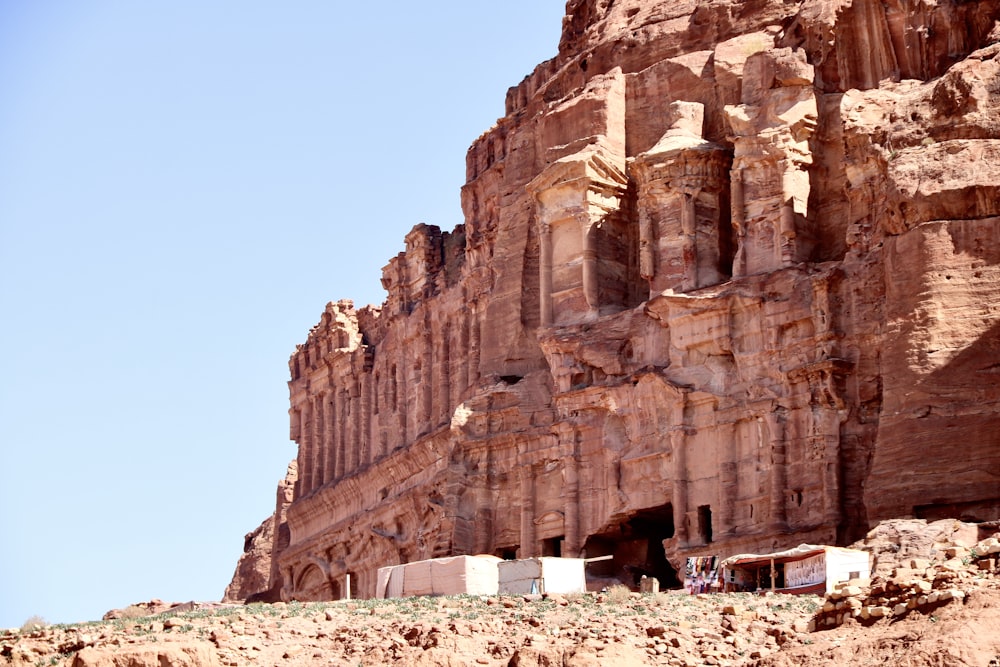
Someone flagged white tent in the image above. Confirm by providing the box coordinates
[376,555,502,598]
[498,557,587,595]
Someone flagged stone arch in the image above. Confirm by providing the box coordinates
[294,563,333,600]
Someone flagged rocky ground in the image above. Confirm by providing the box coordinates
[4,523,1000,667]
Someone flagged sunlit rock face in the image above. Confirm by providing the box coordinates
[229,0,1000,602]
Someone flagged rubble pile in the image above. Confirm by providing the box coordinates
[810,533,1000,631]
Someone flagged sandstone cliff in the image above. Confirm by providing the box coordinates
[224,462,296,603]
[228,0,1000,602]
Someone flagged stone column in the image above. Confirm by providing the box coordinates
[280,567,294,602]
[539,222,553,327]
[671,426,689,544]
[395,361,407,447]
[669,388,692,544]
[351,380,362,472]
[680,191,699,291]
[792,360,849,531]
[717,420,737,537]
[469,302,481,387]
[420,331,433,425]
[360,374,372,466]
[639,200,656,282]
[731,168,747,277]
[291,407,304,500]
[561,426,581,556]
[371,371,381,460]
[440,324,451,424]
[811,275,836,358]
[765,409,788,530]
[582,219,599,316]
[324,388,340,483]
[343,387,353,476]
[779,164,798,265]
[520,465,536,558]
[313,395,325,490]
[817,406,842,528]
[459,311,471,394]
[301,400,314,495]
[336,388,348,479]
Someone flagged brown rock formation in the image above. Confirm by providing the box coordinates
[224,462,296,603]
[231,0,1000,602]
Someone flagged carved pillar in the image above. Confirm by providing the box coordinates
[639,198,656,281]
[811,274,837,358]
[817,405,842,528]
[280,566,293,602]
[291,407,304,499]
[301,400,313,495]
[520,465,536,558]
[680,191,699,291]
[325,391,336,484]
[351,380,362,472]
[469,302,481,387]
[440,324,452,424]
[360,374,371,466]
[779,164,798,265]
[790,359,850,531]
[459,310,471,394]
[371,370,381,460]
[311,399,322,492]
[342,387,353,475]
[539,222,553,327]
[561,426,581,556]
[668,387,692,544]
[441,324,461,423]
[671,425,689,544]
[717,420,737,536]
[420,330,433,425]
[582,219,599,316]
[336,388,347,479]
[395,361,406,447]
[313,394,325,490]
[731,168,747,277]
[765,408,788,531]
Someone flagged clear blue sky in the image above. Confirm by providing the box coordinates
[0,1,565,627]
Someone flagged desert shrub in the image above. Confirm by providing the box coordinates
[606,584,632,604]
[119,605,148,620]
[650,591,673,607]
[20,615,47,632]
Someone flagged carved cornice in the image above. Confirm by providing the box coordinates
[527,143,628,226]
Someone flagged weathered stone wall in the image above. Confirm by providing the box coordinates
[228,0,1000,602]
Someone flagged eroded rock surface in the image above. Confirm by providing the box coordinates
[232,0,1000,602]
[224,462,297,603]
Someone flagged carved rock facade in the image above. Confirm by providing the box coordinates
[231,0,1000,601]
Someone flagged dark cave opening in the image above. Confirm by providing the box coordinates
[583,503,680,590]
